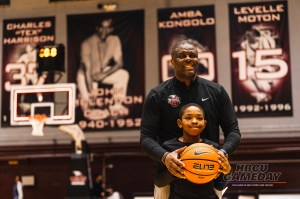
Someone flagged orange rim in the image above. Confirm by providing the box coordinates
[29,114,48,122]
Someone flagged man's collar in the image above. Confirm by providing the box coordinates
[173,76,199,88]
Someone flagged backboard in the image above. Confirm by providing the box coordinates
[10,83,76,126]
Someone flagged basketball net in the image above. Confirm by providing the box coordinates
[29,114,47,136]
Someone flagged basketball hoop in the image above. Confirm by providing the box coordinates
[29,114,47,136]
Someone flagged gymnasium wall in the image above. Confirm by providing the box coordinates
[0,1,300,198]
[0,0,299,146]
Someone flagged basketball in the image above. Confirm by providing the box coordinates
[180,143,221,184]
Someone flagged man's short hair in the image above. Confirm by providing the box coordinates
[171,39,197,59]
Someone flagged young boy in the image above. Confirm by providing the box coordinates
[154,103,231,199]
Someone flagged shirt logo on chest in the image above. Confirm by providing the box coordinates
[202,97,210,101]
[168,95,181,107]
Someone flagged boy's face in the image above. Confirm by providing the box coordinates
[177,106,206,137]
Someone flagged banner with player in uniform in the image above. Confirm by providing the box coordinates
[229,0,293,117]
[67,10,144,131]
[158,5,217,82]
[1,17,55,126]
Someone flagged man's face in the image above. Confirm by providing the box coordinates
[97,20,113,41]
[15,176,20,182]
[245,29,260,44]
[25,44,34,53]
[171,43,198,81]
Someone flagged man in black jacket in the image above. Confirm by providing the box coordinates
[140,39,241,198]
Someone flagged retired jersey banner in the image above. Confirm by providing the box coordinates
[158,5,217,82]
[1,17,55,126]
[229,0,292,117]
[67,10,144,131]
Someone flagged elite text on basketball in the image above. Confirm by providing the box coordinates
[193,163,214,170]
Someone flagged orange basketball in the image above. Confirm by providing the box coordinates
[180,143,220,184]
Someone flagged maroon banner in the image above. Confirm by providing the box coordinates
[67,10,144,131]
[158,5,217,82]
[1,17,55,126]
[229,0,293,117]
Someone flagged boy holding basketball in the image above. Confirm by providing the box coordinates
[154,103,231,199]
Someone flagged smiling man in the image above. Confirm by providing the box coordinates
[140,39,241,198]
[171,40,199,86]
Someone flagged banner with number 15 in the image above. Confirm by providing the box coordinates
[229,0,292,117]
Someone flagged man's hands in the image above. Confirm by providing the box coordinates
[92,72,107,82]
[164,146,186,179]
[218,150,231,175]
